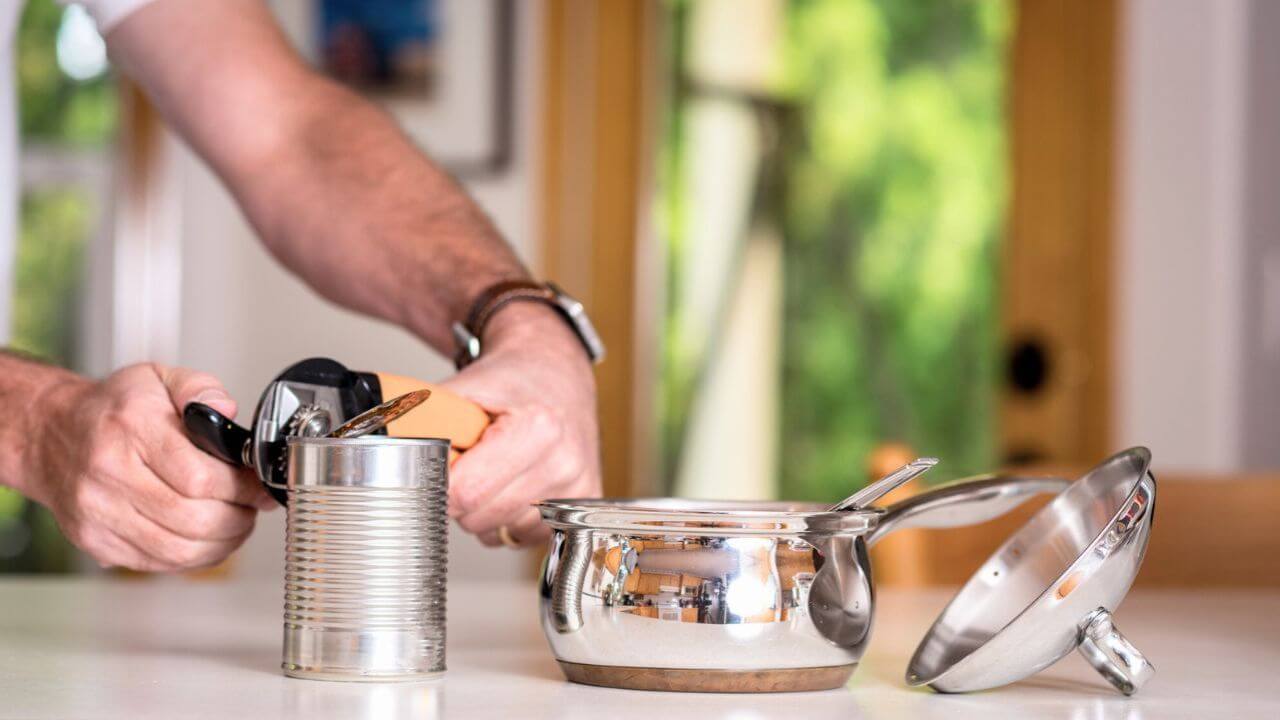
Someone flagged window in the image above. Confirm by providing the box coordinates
[657,0,1011,500]
[0,0,116,572]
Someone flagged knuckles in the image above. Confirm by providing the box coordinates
[185,503,252,541]
[451,485,484,516]
[550,446,586,484]
[178,467,217,500]
[83,440,124,483]
[161,540,208,569]
[68,480,107,521]
[75,527,143,572]
[519,404,565,445]
[179,504,225,539]
[456,513,485,534]
[104,387,161,431]
[64,519,98,554]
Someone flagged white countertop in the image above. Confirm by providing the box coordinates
[0,578,1276,719]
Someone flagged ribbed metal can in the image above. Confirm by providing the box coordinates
[277,436,449,681]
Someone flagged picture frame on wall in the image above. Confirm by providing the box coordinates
[318,0,438,97]
[291,0,515,179]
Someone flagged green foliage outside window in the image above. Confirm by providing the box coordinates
[658,0,1010,500]
[18,0,118,145]
[12,188,91,365]
[778,0,1009,498]
[0,0,117,572]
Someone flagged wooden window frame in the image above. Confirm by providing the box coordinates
[539,0,659,497]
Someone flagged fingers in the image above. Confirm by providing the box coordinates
[455,473,564,537]
[154,363,237,419]
[144,427,274,508]
[89,527,168,572]
[509,506,548,543]
[129,474,257,542]
[83,507,250,572]
[458,462,570,550]
[448,409,561,517]
[124,505,252,570]
[472,507,550,549]
[446,400,594,549]
[126,423,262,535]
[146,364,274,509]
[502,506,549,547]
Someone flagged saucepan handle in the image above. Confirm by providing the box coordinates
[549,529,593,633]
[867,474,1070,546]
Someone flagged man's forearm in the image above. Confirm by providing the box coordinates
[236,79,531,351]
[108,0,532,354]
[0,352,88,496]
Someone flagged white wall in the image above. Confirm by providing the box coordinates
[1238,0,1280,469]
[1116,0,1280,472]
[167,0,543,579]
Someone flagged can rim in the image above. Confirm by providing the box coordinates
[536,498,881,536]
[286,436,452,447]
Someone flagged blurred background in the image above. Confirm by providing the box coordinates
[1,0,1276,586]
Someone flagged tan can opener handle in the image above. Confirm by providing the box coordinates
[373,373,491,466]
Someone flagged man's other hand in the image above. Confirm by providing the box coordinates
[443,305,602,547]
[22,364,274,571]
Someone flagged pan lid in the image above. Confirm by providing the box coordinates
[905,447,1157,695]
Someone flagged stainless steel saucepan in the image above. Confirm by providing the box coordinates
[536,448,1156,695]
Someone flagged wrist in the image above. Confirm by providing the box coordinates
[483,303,595,370]
[1,362,90,499]
[21,379,90,501]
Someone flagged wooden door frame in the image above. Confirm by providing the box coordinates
[539,0,659,497]
[1001,0,1117,467]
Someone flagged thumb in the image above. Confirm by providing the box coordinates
[438,365,511,414]
[153,364,238,419]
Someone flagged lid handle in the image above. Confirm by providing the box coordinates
[1078,608,1155,695]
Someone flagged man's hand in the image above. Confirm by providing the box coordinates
[443,306,601,547]
[20,364,274,571]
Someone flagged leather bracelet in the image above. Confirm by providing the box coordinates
[454,279,602,369]
[465,280,556,338]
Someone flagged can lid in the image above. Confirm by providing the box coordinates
[905,448,1156,695]
[328,389,433,439]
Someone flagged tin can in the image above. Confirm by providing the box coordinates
[278,436,449,681]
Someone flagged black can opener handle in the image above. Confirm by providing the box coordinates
[182,402,287,506]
